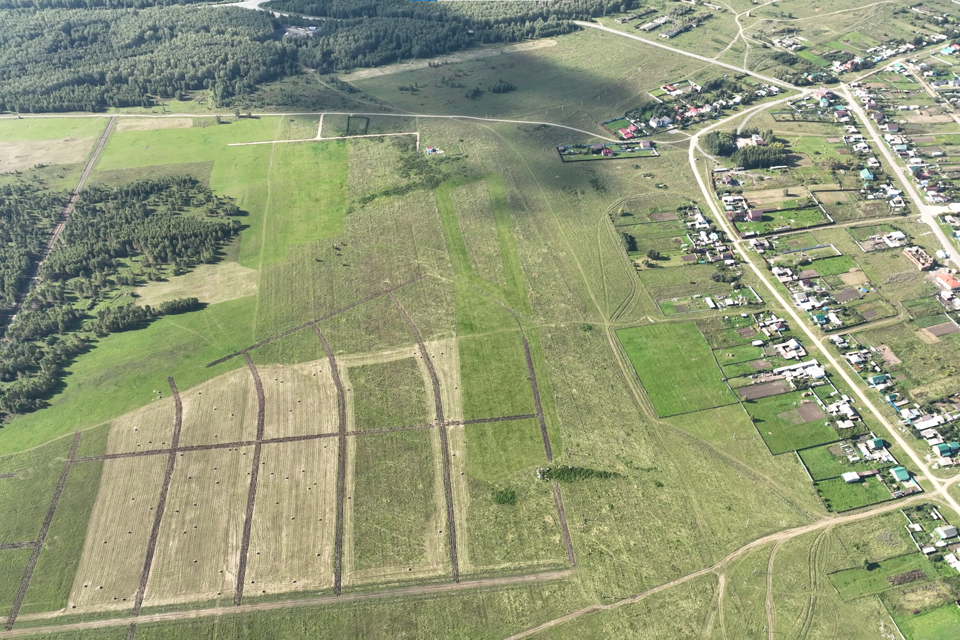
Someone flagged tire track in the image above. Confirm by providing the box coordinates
[205,277,423,368]
[2,117,116,332]
[311,323,347,596]
[389,293,459,584]
[6,431,81,631]
[128,377,182,639]
[551,481,576,568]
[0,543,35,551]
[234,353,266,606]
[0,569,572,639]
[0,473,15,479]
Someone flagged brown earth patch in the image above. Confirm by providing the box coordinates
[928,321,959,337]
[840,271,869,286]
[650,211,677,222]
[797,402,826,422]
[798,269,819,279]
[737,326,757,339]
[877,345,902,365]
[0,137,95,172]
[861,309,879,320]
[739,380,790,400]
[749,359,772,371]
[834,288,861,303]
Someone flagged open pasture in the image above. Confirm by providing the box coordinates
[347,358,431,431]
[617,322,735,417]
[135,262,257,308]
[347,429,447,585]
[745,390,838,454]
[815,476,894,513]
[245,439,338,596]
[69,456,167,612]
[895,602,960,640]
[459,331,535,420]
[829,553,936,599]
[0,137,96,173]
[144,447,249,606]
[0,436,74,544]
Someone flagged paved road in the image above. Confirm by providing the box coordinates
[574,21,796,90]
[839,84,960,270]
[689,94,960,522]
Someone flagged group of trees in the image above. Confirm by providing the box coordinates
[0,6,298,112]
[702,127,787,169]
[0,177,239,416]
[0,0,655,112]
[0,180,70,314]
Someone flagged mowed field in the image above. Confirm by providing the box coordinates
[617,322,735,417]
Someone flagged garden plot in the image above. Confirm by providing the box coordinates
[69,456,167,612]
[144,447,249,607]
[617,322,736,417]
[245,439,338,596]
[177,369,259,448]
[745,390,838,454]
[829,554,936,599]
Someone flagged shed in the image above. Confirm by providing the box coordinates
[868,437,884,450]
[841,471,861,483]
[891,466,910,482]
[860,168,874,181]
[936,525,959,540]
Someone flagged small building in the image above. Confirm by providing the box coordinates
[890,466,910,482]
[935,442,953,458]
[936,525,959,540]
[936,274,960,290]
[868,374,890,385]
[639,140,654,150]
[601,148,615,157]
[841,471,862,483]
[860,168,874,181]
[904,246,935,271]
[884,123,899,133]
[867,437,884,450]
[746,209,764,222]
[649,116,673,128]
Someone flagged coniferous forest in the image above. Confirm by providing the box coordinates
[0,176,240,416]
[0,0,641,113]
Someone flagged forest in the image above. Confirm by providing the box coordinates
[0,176,240,416]
[0,0,644,112]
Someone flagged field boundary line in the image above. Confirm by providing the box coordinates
[205,277,423,368]
[128,377,183,639]
[5,431,81,631]
[234,353,266,606]
[68,417,537,465]
[389,293,460,584]
[311,323,347,596]
[0,569,572,638]
[0,542,35,551]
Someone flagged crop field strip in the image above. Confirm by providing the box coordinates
[125,377,182,640]
[310,323,347,596]
[5,431,81,631]
[205,277,423,368]
[389,293,460,584]
[234,353,267,606]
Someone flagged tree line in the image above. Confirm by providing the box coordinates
[0,0,648,112]
[0,176,239,416]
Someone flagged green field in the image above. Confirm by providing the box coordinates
[815,476,894,513]
[617,323,736,417]
[349,359,430,431]
[745,390,838,454]
[459,331,535,420]
[896,602,960,640]
[735,206,830,235]
[829,554,936,599]
[808,255,860,277]
[352,430,441,572]
[0,117,106,142]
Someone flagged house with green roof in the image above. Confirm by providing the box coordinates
[891,466,910,482]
